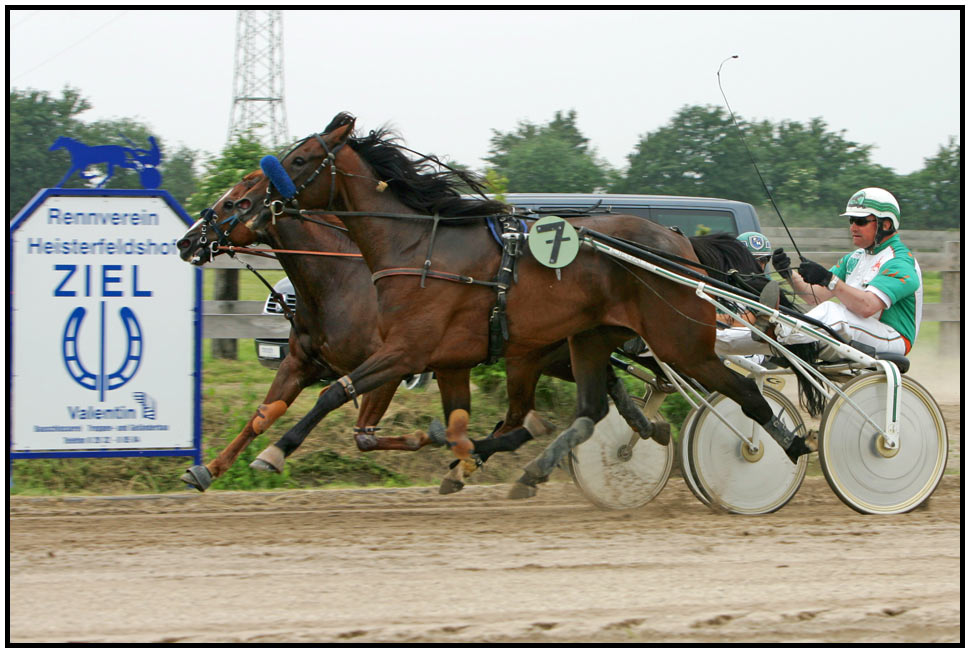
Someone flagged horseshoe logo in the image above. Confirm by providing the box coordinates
[62,303,143,401]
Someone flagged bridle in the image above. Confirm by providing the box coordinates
[263,132,350,223]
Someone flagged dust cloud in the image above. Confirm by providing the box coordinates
[907,347,962,405]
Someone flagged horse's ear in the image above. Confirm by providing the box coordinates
[329,117,356,144]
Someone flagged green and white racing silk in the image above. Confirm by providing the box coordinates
[830,233,923,350]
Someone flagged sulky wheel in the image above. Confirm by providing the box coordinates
[818,372,947,515]
[677,405,712,508]
[685,387,807,514]
[566,398,673,510]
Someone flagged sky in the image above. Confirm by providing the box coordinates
[9,8,962,176]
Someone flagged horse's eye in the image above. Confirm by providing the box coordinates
[293,156,306,166]
[223,200,234,211]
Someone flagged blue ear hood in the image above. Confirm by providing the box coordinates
[260,155,297,199]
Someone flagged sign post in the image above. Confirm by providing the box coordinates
[9,188,202,464]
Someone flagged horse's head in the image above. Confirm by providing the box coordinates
[177,170,267,265]
[259,112,358,214]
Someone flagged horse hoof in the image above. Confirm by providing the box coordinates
[524,411,556,437]
[428,418,447,447]
[354,432,379,451]
[181,465,212,492]
[650,421,671,446]
[784,436,814,465]
[439,477,465,494]
[250,445,285,473]
[250,458,281,473]
[507,481,538,500]
[402,431,429,451]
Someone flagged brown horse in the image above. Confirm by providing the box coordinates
[177,171,637,491]
[176,172,456,491]
[218,112,813,499]
[177,170,791,492]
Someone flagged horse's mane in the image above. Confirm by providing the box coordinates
[325,112,508,218]
[689,234,759,283]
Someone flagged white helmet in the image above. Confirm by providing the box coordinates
[840,187,900,230]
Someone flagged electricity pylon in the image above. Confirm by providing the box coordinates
[226,10,289,148]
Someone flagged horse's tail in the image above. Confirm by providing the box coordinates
[777,343,826,417]
[690,232,824,417]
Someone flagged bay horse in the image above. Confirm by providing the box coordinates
[177,166,789,493]
[215,112,813,499]
[176,172,465,490]
[175,170,615,491]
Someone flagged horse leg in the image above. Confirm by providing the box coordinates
[180,352,320,491]
[509,327,624,499]
[672,356,812,462]
[352,377,441,452]
[251,344,425,471]
[435,368,484,494]
[438,351,560,494]
[606,366,670,445]
[463,353,559,461]
[434,367,473,447]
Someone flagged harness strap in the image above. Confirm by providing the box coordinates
[421,215,440,288]
[371,267,499,287]
[336,375,359,409]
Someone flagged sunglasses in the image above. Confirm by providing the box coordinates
[848,216,877,226]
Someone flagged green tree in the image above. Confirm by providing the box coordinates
[760,117,898,224]
[485,110,611,193]
[9,87,91,218]
[612,105,771,202]
[896,136,960,229]
[160,145,200,207]
[613,105,911,227]
[185,132,270,214]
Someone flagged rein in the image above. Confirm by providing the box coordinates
[211,244,363,260]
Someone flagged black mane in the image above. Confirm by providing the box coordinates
[326,112,508,218]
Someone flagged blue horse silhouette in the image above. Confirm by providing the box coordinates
[49,135,162,189]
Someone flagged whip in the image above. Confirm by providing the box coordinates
[716,55,805,261]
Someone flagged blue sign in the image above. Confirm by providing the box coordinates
[49,134,163,189]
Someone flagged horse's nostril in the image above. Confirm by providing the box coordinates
[177,238,190,250]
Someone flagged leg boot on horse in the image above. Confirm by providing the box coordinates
[182,353,327,491]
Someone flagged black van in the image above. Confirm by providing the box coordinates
[255,193,765,370]
[501,193,763,236]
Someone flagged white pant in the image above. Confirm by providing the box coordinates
[715,301,908,359]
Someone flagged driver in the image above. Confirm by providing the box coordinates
[719,187,922,359]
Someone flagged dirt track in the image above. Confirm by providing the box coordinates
[9,467,961,643]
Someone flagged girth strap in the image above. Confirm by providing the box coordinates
[487,216,526,364]
[371,267,500,287]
